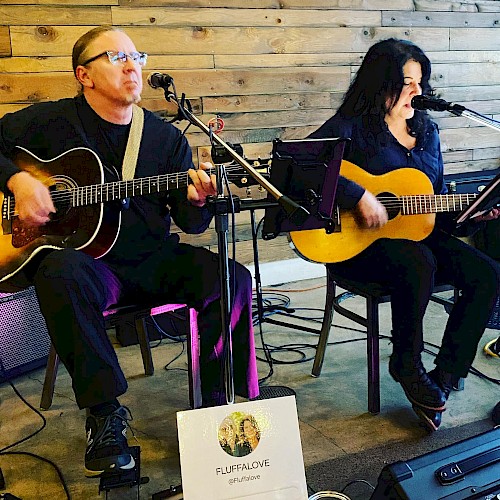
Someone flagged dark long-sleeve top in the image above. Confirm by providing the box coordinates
[309,113,476,235]
[0,95,213,265]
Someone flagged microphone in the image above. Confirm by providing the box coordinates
[147,72,174,89]
[411,95,464,114]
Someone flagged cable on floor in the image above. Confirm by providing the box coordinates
[0,357,71,499]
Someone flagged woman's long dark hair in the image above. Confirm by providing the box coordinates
[338,38,433,136]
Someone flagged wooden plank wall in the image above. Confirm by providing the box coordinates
[1,0,500,265]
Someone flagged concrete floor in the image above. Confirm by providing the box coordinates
[0,276,499,500]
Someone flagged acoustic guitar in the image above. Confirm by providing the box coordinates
[289,160,478,264]
[0,146,267,292]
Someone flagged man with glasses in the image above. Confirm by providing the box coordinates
[0,26,259,477]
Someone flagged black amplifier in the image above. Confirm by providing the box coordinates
[370,427,500,500]
[0,287,51,380]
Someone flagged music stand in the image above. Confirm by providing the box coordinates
[262,137,348,240]
[456,171,500,224]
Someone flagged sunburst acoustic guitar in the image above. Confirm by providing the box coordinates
[0,146,267,292]
[289,160,479,264]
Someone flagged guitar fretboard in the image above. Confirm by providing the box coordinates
[385,193,478,215]
[72,172,189,206]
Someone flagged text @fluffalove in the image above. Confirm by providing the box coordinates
[216,459,270,485]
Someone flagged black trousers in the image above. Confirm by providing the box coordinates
[32,244,259,409]
[327,229,500,378]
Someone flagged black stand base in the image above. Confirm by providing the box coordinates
[98,447,149,498]
[151,484,183,499]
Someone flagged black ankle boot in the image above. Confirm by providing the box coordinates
[428,367,460,400]
[493,401,500,425]
[389,354,447,411]
[412,404,443,432]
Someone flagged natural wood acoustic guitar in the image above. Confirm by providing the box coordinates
[289,160,478,264]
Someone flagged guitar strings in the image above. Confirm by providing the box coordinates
[3,164,263,216]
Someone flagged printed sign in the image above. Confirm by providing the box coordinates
[177,395,307,499]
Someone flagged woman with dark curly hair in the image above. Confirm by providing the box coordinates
[310,38,500,431]
[234,415,260,457]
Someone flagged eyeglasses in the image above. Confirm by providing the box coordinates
[80,50,148,67]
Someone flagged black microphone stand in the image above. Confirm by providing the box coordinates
[155,81,310,407]
[446,103,500,133]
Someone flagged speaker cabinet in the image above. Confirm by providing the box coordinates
[370,428,500,499]
[0,287,50,380]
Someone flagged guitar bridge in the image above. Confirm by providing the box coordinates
[1,195,13,235]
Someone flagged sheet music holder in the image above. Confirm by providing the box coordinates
[262,137,348,240]
[456,170,500,224]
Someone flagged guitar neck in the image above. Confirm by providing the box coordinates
[387,193,478,215]
[73,171,191,206]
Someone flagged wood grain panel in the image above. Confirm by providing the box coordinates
[185,125,318,149]
[280,0,413,9]
[0,67,349,103]
[383,11,500,28]
[0,54,213,72]
[121,0,279,7]
[205,109,334,131]
[1,0,115,4]
[415,0,500,13]
[10,26,92,57]
[442,150,473,163]
[450,28,500,50]
[429,50,500,64]
[147,54,214,69]
[112,7,380,27]
[433,85,500,102]
[431,63,500,87]
[11,26,450,56]
[440,127,500,152]
[433,116,486,130]
[203,92,334,113]
[142,67,351,97]
[121,0,410,7]
[473,146,500,160]
[444,159,500,175]
[0,56,72,72]
[0,6,110,25]
[214,52,365,68]
[0,27,10,57]
[0,73,79,103]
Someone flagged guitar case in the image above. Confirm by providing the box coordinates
[370,427,500,500]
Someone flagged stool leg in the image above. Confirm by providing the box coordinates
[40,344,60,410]
[186,309,202,409]
[312,273,336,377]
[366,296,381,415]
[135,316,154,376]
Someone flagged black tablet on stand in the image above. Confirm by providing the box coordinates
[456,170,500,225]
[262,137,348,240]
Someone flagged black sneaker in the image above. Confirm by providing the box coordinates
[84,406,135,477]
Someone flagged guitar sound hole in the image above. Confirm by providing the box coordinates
[378,192,401,220]
[49,177,76,222]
